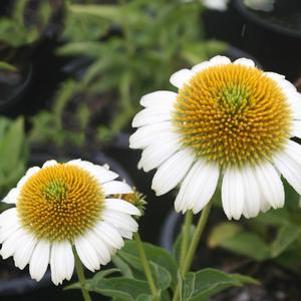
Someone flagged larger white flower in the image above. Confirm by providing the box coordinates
[130,56,301,220]
[0,159,140,285]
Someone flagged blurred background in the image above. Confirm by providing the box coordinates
[1,0,301,300]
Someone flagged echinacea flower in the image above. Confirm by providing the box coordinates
[0,159,140,285]
[130,56,301,220]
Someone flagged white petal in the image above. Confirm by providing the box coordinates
[152,149,195,196]
[105,199,141,216]
[102,210,138,233]
[169,69,194,89]
[189,162,219,214]
[234,58,255,67]
[2,188,19,204]
[102,181,132,195]
[117,229,133,239]
[138,137,181,172]
[240,166,261,218]
[132,107,172,128]
[50,241,74,285]
[14,231,37,270]
[75,236,100,272]
[175,160,219,213]
[84,229,111,265]
[17,166,40,189]
[129,122,174,149]
[0,227,27,259]
[254,162,285,209]
[222,168,244,220]
[209,55,231,66]
[292,120,301,138]
[94,221,124,251]
[29,240,50,281]
[191,61,212,74]
[282,140,301,166]
[42,160,58,168]
[68,159,118,184]
[140,91,177,108]
[0,207,18,227]
[274,151,301,195]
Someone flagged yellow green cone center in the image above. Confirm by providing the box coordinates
[17,164,104,242]
[173,64,292,167]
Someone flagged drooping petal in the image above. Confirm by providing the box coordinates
[84,229,111,265]
[0,227,27,259]
[274,151,301,195]
[74,236,100,272]
[151,149,195,196]
[222,168,244,220]
[254,162,285,209]
[94,221,124,251]
[175,160,219,214]
[29,240,50,281]
[292,120,301,138]
[14,231,37,270]
[50,241,74,285]
[240,166,261,218]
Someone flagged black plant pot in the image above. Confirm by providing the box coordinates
[0,148,127,301]
[231,0,301,81]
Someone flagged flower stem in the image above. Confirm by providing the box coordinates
[74,250,92,301]
[181,203,212,274]
[134,232,160,301]
[179,210,193,270]
[172,203,212,301]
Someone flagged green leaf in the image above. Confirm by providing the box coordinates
[118,240,177,289]
[220,232,270,261]
[182,268,258,301]
[0,61,17,72]
[87,277,150,300]
[68,4,121,22]
[271,223,301,257]
[207,222,242,248]
[112,255,134,278]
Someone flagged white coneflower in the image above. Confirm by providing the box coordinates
[0,159,140,285]
[130,56,301,220]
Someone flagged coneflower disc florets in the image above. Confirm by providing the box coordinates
[173,64,292,167]
[17,164,104,241]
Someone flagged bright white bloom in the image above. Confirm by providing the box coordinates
[130,56,301,220]
[203,0,229,11]
[0,159,140,285]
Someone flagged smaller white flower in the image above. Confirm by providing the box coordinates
[0,159,141,285]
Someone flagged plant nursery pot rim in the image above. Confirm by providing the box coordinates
[232,0,301,40]
[0,62,33,111]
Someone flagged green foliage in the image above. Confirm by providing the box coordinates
[29,80,90,147]
[56,0,226,141]
[0,117,28,197]
[207,182,301,269]
[0,0,53,48]
[68,241,256,301]
[182,268,258,301]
